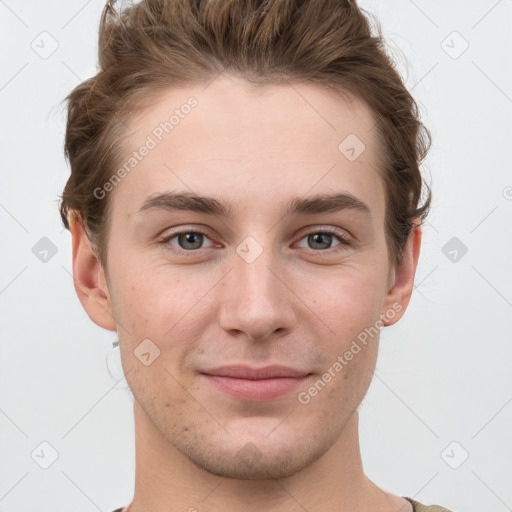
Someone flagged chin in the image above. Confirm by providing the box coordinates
[173,429,331,481]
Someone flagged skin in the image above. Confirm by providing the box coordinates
[71,73,421,512]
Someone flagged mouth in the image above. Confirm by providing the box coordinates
[199,365,313,402]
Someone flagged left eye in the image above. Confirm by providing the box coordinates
[296,231,347,251]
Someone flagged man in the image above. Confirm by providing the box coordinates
[60,0,453,510]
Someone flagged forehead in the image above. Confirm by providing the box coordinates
[113,74,386,221]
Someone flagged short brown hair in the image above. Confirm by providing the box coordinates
[59,0,432,268]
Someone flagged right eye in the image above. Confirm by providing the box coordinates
[160,229,216,252]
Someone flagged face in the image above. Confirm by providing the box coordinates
[77,74,418,480]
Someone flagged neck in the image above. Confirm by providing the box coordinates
[126,402,402,512]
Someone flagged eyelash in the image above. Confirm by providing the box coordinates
[158,227,351,256]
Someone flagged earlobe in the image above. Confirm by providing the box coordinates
[69,215,117,331]
[381,220,422,327]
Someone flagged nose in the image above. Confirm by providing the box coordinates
[218,240,297,342]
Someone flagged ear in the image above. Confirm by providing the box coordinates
[381,219,422,326]
[69,215,117,331]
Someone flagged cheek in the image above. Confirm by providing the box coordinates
[297,263,387,401]
[307,303,380,418]
[321,348,377,432]
[108,255,185,334]
[306,265,388,335]
[109,259,214,377]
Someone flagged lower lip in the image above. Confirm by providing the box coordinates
[201,374,311,401]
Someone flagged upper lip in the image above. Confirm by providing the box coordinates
[200,365,310,380]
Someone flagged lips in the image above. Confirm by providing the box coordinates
[200,365,312,401]
[201,365,310,379]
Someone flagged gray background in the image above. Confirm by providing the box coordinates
[0,1,511,511]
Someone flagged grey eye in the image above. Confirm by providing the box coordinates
[296,232,344,251]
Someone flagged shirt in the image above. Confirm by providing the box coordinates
[112,496,455,511]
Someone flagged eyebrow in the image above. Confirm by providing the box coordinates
[136,191,372,220]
